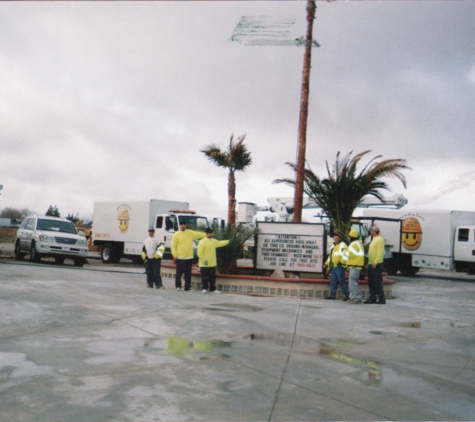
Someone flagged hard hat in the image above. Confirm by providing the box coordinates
[401,217,422,233]
[349,229,359,238]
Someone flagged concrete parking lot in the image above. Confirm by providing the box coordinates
[0,256,474,421]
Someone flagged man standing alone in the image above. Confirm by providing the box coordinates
[143,227,165,289]
[198,228,232,293]
[171,221,206,291]
[365,225,386,304]
[324,233,350,301]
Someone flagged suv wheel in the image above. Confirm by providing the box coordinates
[30,241,41,263]
[55,257,65,265]
[74,257,86,267]
[14,241,25,261]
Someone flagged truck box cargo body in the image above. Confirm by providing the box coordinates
[361,209,475,274]
[92,200,209,263]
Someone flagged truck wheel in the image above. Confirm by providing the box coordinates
[101,244,119,264]
[385,264,398,276]
[400,266,419,276]
[30,241,41,263]
[14,241,25,261]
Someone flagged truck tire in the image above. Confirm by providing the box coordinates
[400,266,419,276]
[14,241,25,261]
[101,244,119,264]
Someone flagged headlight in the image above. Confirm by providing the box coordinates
[39,234,56,243]
[77,238,87,246]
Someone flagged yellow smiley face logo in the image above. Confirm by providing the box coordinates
[401,217,422,250]
[117,207,130,234]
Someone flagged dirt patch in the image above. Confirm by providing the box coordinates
[0,228,17,244]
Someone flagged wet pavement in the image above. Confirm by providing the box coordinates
[0,258,474,421]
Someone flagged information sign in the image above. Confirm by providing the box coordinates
[255,222,325,273]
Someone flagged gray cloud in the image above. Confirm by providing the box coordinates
[1,1,474,221]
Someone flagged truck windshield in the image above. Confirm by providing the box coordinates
[179,216,209,231]
[37,218,77,234]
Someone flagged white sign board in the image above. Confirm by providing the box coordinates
[256,222,325,273]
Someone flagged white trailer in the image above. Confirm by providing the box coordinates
[92,199,209,263]
[361,209,475,275]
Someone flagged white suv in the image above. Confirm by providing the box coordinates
[15,215,88,266]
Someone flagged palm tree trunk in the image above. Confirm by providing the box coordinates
[228,170,236,226]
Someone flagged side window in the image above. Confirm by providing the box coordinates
[458,228,469,242]
[20,218,29,229]
[155,216,163,229]
[26,218,36,230]
[165,216,177,231]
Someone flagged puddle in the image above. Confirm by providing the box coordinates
[165,337,232,360]
[319,346,382,386]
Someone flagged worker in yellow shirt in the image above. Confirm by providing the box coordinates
[171,221,206,291]
[198,228,233,293]
[365,225,386,304]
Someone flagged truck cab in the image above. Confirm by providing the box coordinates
[454,226,475,272]
[155,210,209,256]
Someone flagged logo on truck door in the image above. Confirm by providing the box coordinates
[117,206,130,234]
[401,217,422,250]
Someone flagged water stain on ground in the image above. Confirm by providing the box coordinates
[204,303,263,312]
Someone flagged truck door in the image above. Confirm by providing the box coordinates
[454,227,475,264]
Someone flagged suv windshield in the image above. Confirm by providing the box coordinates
[36,218,77,234]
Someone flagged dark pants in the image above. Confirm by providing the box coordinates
[176,259,193,290]
[146,258,162,288]
[367,263,385,301]
[201,267,217,291]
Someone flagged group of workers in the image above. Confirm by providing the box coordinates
[143,221,386,304]
[324,225,386,305]
[142,221,232,293]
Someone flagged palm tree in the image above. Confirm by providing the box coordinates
[274,150,410,238]
[201,134,252,226]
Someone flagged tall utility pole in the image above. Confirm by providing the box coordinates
[293,1,316,222]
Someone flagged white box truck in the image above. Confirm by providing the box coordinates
[360,209,475,275]
[92,200,209,263]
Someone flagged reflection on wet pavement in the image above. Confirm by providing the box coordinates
[166,337,232,360]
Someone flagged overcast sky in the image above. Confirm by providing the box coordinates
[1,1,474,222]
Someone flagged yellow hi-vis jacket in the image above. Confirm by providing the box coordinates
[325,241,347,268]
[342,240,365,269]
[171,229,206,260]
[154,243,165,259]
[197,238,230,268]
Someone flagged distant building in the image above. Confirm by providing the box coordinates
[0,218,12,228]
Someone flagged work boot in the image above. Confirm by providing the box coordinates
[363,298,377,304]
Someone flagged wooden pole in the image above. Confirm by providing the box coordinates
[293,1,316,222]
